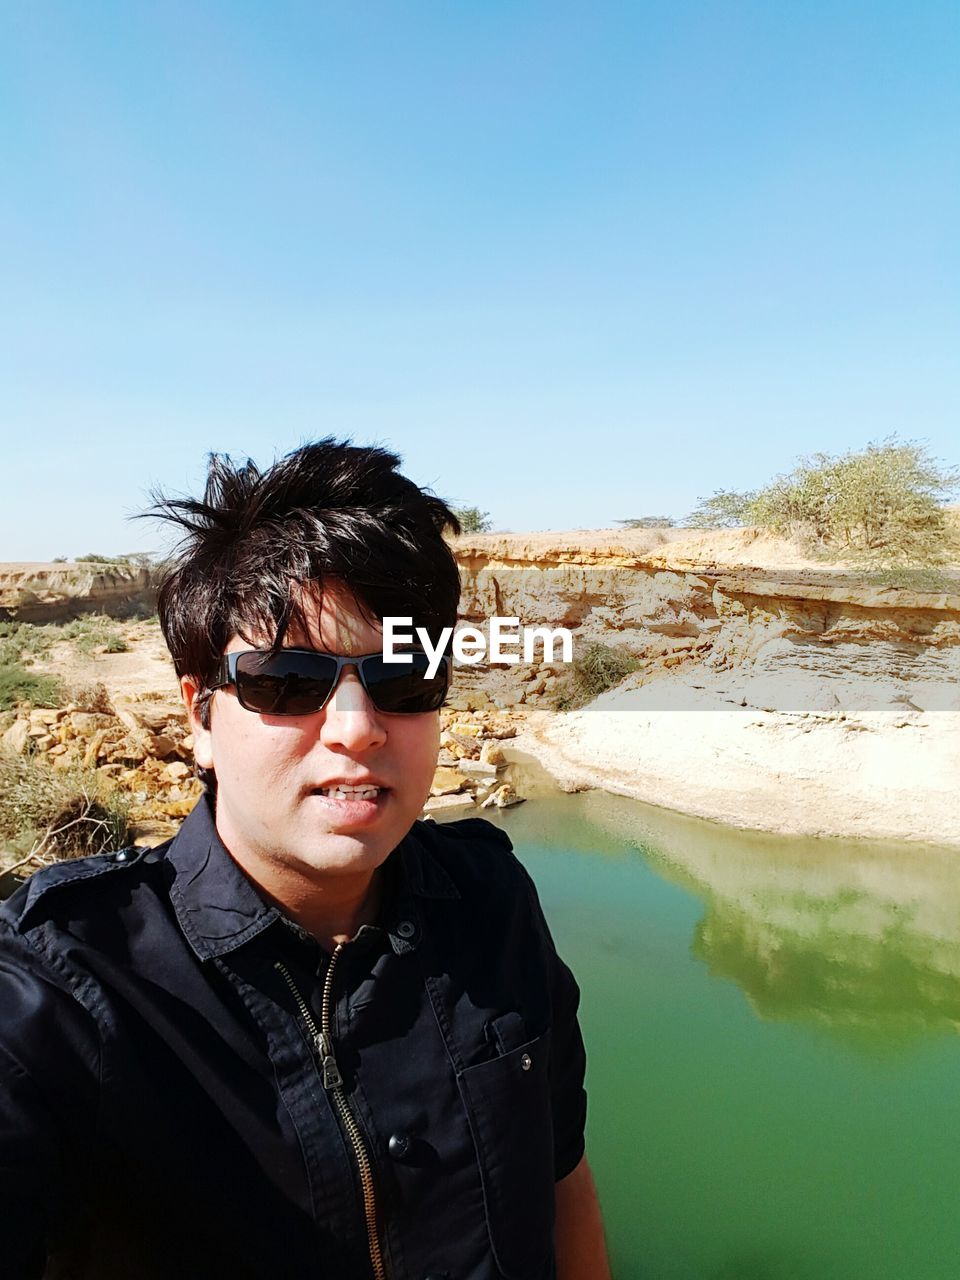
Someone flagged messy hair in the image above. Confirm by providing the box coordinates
[146,439,462,718]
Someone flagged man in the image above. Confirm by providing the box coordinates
[0,440,610,1279]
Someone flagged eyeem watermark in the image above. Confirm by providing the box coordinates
[383,617,574,679]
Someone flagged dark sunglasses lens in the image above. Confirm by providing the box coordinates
[362,652,449,713]
[234,652,338,715]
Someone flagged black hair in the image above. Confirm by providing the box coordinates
[145,439,462,729]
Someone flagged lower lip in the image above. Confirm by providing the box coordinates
[309,790,387,828]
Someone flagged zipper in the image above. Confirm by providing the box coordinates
[275,947,387,1280]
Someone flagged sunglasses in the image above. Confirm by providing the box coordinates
[209,647,451,716]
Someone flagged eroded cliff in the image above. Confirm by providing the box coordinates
[0,563,155,622]
[452,528,960,844]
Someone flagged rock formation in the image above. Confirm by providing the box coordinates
[452,528,960,845]
[0,563,156,622]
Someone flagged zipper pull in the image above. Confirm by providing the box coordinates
[316,1032,343,1089]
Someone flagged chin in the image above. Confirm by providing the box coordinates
[299,830,398,874]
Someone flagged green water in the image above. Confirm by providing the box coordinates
[466,786,960,1280]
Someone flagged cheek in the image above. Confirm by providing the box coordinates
[210,719,304,788]
[392,717,440,784]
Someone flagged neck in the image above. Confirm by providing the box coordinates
[209,793,393,947]
[270,865,384,948]
[216,831,386,948]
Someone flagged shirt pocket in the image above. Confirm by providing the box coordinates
[457,1029,555,1279]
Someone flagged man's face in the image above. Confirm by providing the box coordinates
[182,584,440,894]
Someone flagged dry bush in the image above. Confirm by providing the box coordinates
[0,755,131,874]
[59,679,114,714]
[552,642,640,710]
[685,440,960,567]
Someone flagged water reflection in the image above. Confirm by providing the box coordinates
[471,780,960,1279]
[507,776,960,1037]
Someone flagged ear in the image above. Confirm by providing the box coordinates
[180,675,215,770]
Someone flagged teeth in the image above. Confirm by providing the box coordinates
[320,786,380,800]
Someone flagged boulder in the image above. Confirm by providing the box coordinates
[479,740,507,767]
[444,732,481,760]
[422,792,476,813]
[479,719,518,739]
[445,692,490,712]
[429,767,470,796]
[2,719,30,755]
[450,721,483,738]
[456,759,499,778]
[143,733,178,759]
[480,783,525,809]
[82,729,109,768]
[114,698,184,734]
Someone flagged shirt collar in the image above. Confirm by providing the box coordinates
[167,796,279,961]
[167,797,459,963]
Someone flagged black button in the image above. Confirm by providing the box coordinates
[395,919,416,939]
[388,1132,412,1159]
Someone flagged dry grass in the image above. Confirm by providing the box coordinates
[0,755,131,883]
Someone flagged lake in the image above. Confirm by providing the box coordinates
[451,781,960,1280]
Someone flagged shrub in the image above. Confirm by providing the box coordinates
[0,663,60,711]
[0,756,131,866]
[58,680,113,714]
[61,615,129,655]
[0,622,56,665]
[748,439,959,564]
[864,567,960,592]
[75,553,133,565]
[615,516,676,528]
[684,440,959,565]
[685,489,758,529]
[453,506,493,534]
[552,642,640,710]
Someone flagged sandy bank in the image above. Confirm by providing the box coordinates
[515,670,960,847]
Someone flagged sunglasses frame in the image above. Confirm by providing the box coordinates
[209,647,451,716]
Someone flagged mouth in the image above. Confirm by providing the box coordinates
[307,783,389,827]
[316,784,383,801]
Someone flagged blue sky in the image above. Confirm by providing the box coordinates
[1,1,957,559]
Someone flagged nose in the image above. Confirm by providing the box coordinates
[318,667,387,754]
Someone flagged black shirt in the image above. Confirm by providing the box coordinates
[0,797,587,1280]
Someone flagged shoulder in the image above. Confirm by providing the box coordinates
[414,815,515,854]
[0,841,172,939]
[409,815,524,883]
[405,816,545,922]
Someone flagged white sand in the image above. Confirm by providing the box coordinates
[517,671,960,847]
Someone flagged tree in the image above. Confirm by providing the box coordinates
[749,438,959,564]
[684,489,757,529]
[614,516,676,529]
[453,506,493,534]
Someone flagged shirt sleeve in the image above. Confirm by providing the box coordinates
[516,864,588,1181]
[546,947,588,1180]
[0,924,100,1276]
